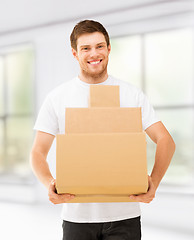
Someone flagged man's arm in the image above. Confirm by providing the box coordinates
[130,121,176,203]
[30,131,75,204]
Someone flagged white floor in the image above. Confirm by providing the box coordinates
[0,200,193,240]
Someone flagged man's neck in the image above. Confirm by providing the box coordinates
[78,72,108,84]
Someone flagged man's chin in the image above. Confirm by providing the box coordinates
[83,69,107,79]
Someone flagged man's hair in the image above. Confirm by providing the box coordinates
[70,20,110,51]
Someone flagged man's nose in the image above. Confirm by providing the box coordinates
[90,48,98,57]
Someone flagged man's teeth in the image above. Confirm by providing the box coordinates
[89,60,100,65]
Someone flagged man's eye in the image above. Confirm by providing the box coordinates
[98,45,103,48]
[82,47,89,51]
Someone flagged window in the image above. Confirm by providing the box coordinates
[108,35,142,89]
[108,28,194,187]
[0,45,35,182]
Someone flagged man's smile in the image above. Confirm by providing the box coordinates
[87,59,103,65]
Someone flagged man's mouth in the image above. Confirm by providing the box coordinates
[87,59,102,65]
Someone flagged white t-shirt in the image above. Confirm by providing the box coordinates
[34,75,159,223]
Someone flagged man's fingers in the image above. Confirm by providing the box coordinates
[129,194,144,202]
[129,176,156,203]
[48,179,75,204]
[49,194,75,204]
[62,194,75,201]
[129,194,152,203]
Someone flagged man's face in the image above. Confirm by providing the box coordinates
[72,32,111,79]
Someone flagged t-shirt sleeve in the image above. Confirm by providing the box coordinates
[33,94,59,136]
[138,90,160,131]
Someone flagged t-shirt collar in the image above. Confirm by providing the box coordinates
[75,75,112,87]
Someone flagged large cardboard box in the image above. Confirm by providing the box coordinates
[56,133,148,203]
[89,85,120,107]
[65,107,142,133]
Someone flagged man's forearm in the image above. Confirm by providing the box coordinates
[30,150,54,190]
[151,134,176,189]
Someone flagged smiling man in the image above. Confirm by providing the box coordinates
[72,31,111,83]
[30,20,175,240]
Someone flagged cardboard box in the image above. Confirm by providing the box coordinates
[89,85,120,107]
[56,133,148,203]
[60,195,135,203]
[56,84,148,203]
[65,107,142,133]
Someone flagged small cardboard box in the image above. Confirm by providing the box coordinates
[65,107,142,134]
[89,85,120,107]
[56,133,148,203]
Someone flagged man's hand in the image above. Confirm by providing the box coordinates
[129,176,156,203]
[48,179,75,204]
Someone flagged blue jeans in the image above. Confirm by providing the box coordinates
[62,216,141,240]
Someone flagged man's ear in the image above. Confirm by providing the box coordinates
[72,48,78,60]
[108,44,111,54]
